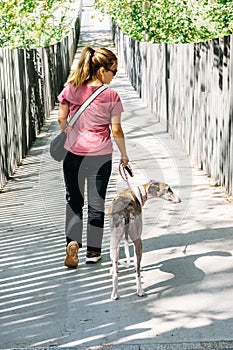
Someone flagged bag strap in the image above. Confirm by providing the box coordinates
[67,85,108,128]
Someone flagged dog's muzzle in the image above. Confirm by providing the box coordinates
[165,191,181,203]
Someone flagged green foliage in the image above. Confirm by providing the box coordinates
[0,0,79,48]
[94,0,233,43]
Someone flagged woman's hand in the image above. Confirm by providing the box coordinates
[120,155,129,166]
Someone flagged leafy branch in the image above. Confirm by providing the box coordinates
[0,0,79,48]
[94,0,233,43]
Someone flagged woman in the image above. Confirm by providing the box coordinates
[57,46,129,267]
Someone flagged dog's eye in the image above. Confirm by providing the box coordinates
[167,187,173,193]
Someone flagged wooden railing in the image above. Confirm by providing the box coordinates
[0,3,82,189]
[113,24,233,195]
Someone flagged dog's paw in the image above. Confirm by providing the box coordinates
[120,260,130,268]
[111,292,119,300]
[137,289,146,297]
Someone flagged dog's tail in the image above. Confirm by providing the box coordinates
[112,213,126,227]
[111,210,133,242]
[112,212,130,239]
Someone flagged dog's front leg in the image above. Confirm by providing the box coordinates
[134,238,145,297]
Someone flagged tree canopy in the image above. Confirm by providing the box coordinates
[95,0,233,43]
[0,0,79,48]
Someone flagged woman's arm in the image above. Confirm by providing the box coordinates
[111,114,129,165]
[58,103,69,131]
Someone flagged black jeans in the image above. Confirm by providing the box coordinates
[63,152,112,252]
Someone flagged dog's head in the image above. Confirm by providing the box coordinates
[147,180,181,203]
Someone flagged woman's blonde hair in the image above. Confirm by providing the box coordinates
[65,46,117,87]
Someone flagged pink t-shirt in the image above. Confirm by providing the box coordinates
[58,82,124,156]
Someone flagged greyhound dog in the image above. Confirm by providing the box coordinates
[108,179,181,300]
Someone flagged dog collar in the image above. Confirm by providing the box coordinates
[132,185,147,206]
[138,185,147,206]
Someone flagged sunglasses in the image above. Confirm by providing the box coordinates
[108,69,117,76]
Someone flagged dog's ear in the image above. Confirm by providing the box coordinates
[147,180,161,197]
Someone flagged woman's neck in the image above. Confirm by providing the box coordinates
[87,78,103,86]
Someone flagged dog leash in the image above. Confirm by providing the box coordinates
[119,162,147,206]
[119,162,134,188]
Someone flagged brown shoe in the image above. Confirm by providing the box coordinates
[64,241,79,268]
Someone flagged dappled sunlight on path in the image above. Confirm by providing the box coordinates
[0,0,233,348]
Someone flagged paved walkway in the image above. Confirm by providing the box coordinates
[0,1,233,349]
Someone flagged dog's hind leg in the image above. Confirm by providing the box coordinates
[124,231,131,267]
[128,214,145,297]
[110,221,124,300]
[133,238,145,297]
